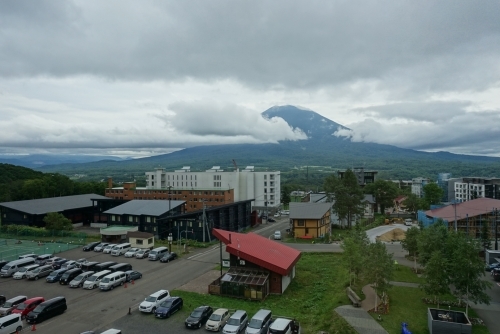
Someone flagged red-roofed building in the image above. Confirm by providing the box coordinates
[209,228,301,300]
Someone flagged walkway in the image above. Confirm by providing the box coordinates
[335,305,388,334]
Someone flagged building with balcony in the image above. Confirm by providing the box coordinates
[448,177,500,203]
[411,177,430,198]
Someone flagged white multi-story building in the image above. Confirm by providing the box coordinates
[454,181,485,202]
[145,166,280,209]
[411,177,430,198]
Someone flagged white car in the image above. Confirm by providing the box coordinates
[103,244,115,254]
[139,290,171,313]
[135,249,150,259]
[94,243,109,252]
[62,260,78,270]
[124,248,141,258]
[274,231,282,240]
[274,213,280,218]
[404,219,413,226]
[12,264,40,280]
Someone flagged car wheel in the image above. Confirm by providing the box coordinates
[110,285,114,290]
[152,307,156,313]
[198,323,202,329]
[79,283,82,288]
[140,275,142,279]
[16,326,22,332]
[35,276,39,281]
[120,281,123,286]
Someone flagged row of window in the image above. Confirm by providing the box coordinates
[107,190,227,196]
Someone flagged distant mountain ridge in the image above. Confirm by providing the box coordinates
[26,105,500,181]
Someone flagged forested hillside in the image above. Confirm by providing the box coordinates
[0,163,106,202]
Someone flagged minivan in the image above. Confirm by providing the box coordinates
[0,296,27,317]
[18,254,36,260]
[83,270,111,290]
[13,264,39,280]
[46,268,68,283]
[268,318,295,334]
[111,243,131,256]
[246,309,272,334]
[26,297,67,324]
[12,297,45,319]
[69,271,94,288]
[59,268,83,285]
[205,308,230,332]
[1,258,36,277]
[99,271,127,291]
[35,254,54,265]
[93,261,117,272]
[0,313,22,334]
[148,247,168,261]
[80,261,99,272]
[222,310,248,334]
[27,265,53,280]
[109,263,132,273]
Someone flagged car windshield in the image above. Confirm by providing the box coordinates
[61,273,70,279]
[248,319,263,329]
[16,303,27,310]
[17,267,28,273]
[159,300,172,307]
[32,305,44,314]
[209,314,222,321]
[105,246,112,249]
[3,301,13,307]
[145,296,157,302]
[227,318,240,326]
[137,250,145,254]
[32,268,41,273]
[101,277,110,283]
[190,310,203,318]
[87,276,97,282]
[3,265,10,270]
[74,274,84,281]
[150,251,157,255]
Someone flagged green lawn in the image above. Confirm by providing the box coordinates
[373,287,490,334]
[174,253,357,334]
[392,265,425,284]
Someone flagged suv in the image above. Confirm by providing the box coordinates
[222,310,248,334]
[46,268,68,283]
[205,308,230,332]
[185,306,213,329]
[27,265,53,280]
[139,290,171,313]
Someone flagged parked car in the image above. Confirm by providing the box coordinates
[12,297,45,319]
[93,243,109,252]
[268,218,276,222]
[13,264,40,280]
[485,262,500,272]
[492,268,500,281]
[26,297,67,324]
[0,261,8,271]
[222,310,248,334]
[124,248,141,258]
[185,306,213,329]
[46,257,63,266]
[27,265,53,280]
[82,242,100,252]
[139,290,171,313]
[154,297,183,319]
[274,213,280,218]
[205,308,230,332]
[46,269,68,283]
[0,295,5,307]
[245,309,272,334]
[75,258,87,268]
[59,268,83,285]
[52,259,69,270]
[159,252,178,263]
[18,254,37,260]
[103,245,116,254]
[62,260,78,270]
[274,231,282,240]
[0,313,22,333]
[0,296,27,316]
[404,219,413,226]
[135,249,150,259]
[35,254,54,265]
[83,270,111,290]
[268,318,300,334]
[69,271,95,288]
[125,270,142,282]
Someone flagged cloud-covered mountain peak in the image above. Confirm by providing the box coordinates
[262,105,349,139]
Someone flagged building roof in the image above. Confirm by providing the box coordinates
[425,198,500,221]
[310,193,328,203]
[212,229,301,276]
[363,194,376,204]
[289,202,331,219]
[127,231,154,239]
[103,200,185,216]
[100,225,138,235]
[0,194,108,215]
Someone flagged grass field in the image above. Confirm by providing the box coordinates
[174,252,357,334]
[0,238,80,261]
[392,265,425,284]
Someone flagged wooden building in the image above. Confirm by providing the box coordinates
[289,202,332,238]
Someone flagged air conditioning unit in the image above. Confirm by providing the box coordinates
[239,260,246,265]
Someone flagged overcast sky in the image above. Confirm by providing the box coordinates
[1,1,500,158]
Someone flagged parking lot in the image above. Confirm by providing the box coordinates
[0,244,223,333]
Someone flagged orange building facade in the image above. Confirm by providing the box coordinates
[105,180,234,212]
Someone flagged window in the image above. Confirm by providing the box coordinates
[128,216,133,222]
[264,175,267,180]
[136,239,143,245]
[146,217,151,223]
[199,222,202,227]
[148,238,153,244]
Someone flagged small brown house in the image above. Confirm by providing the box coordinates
[290,202,331,238]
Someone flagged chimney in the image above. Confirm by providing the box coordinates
[107,177,113,189]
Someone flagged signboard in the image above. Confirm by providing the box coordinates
[222,259,230,268]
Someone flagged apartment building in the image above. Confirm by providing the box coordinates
[411,177,430,198]
[448,177,500,203]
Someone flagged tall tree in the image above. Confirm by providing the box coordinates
[324,170,364,228]
[420,250,450,308]
[417,220,448,266]
[341,225,370,286]
[401,226,420,271]
[43,212,73,231]
[364,179,400,214]
[423,183,444,207]
[280,184,292,208]
[402,193,424,216]
[365,241,394,310]
[446,232,491,315]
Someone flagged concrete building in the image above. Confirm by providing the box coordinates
[411,177,430,198]
[337,168,377,186]
[448,177,500,203]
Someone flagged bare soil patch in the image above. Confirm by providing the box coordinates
[376,228,406,242]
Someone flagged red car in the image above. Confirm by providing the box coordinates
[12,297,45,319]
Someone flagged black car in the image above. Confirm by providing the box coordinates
[59,268,83,285]
[82,242,100,252]
[26,296,67,324]
[52,259,69,270]
[125,270,142,282]
[268,218,276,222]
[160,252,178,263]
[46,269,68,283]
[185,306,213,329]
[0,295,5,307]
[485,262,500,272]
[155,297,183,319]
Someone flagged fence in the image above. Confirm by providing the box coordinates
[0,238,81,261]
[0,225,95,246]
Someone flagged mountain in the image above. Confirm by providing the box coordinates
[0,154,126,169]
[34,105,500,182]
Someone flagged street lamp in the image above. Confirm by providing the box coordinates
[168,233,173,253]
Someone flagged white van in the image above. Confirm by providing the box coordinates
[148,247,168,261]
[12,264,40,280]
[18,253,36,260]
[111,243,131,256]
[404,219,413,226]
[99,271,126,291]
[83,270,111,290]
[0,313,23,334]
[1,258,36,277]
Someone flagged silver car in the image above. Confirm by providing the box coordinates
[69,271,95,288]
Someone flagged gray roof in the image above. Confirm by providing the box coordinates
[309,193,328,203]
[289,202,332,219]
[103,200,185,216]
[363,194,376,204]
[0,194,108,215]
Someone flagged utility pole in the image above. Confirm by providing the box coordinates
[454,200,457,232]
[167,185,172,215]
[495,208,498,251]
